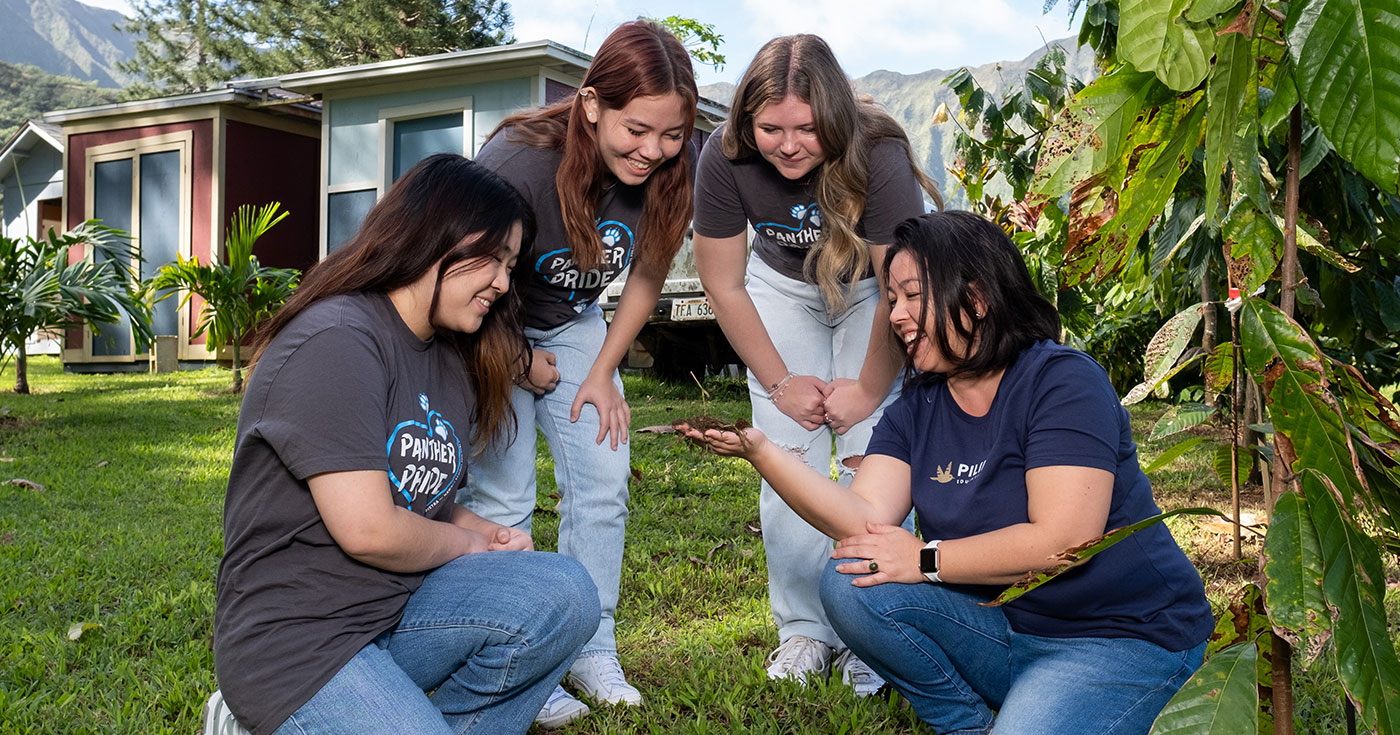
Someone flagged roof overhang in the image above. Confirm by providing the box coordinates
[0,121,64,179]
[42,88,320,126]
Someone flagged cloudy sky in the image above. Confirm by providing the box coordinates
[81,0,1083,87]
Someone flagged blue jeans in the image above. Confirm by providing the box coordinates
[461,303,630,658]
[820,560,1205,734]
[272,552,598,735]
[747,254,903,647]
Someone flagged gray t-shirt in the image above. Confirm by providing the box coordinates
[476,134,646,330]
[213,292,473,735]
[693,123,925,282]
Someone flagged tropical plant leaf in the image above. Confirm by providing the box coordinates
[988,507,1233,606]
[1149,640,1259,735]
[1286,0,1400,195]
[1213,442,1254,488]
[1031,68,1167,200]
[1203,22,1257,226]
[1204,342,1236,394]
[1276,217,1362,273]
[1151,402,1216,441]
[1240,298,1367,506]
[1185,0,1244,22]
[1375,277,1400,332]
[1119,0,1216,91]
[1143,435,1213,475]
[1122,303,1204,405]
[1303,470,1400,733]
[1223,201,1282,295]
[1263,490,1330,647]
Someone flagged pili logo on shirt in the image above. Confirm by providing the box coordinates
[931,459,987,485]
[756,202,822,248]
[385,393,462,512]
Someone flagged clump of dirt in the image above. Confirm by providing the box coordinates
[671,415,750,449]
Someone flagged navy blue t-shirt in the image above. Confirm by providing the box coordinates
[866,340,1214,652]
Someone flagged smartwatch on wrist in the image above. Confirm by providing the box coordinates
[920,539,942,583]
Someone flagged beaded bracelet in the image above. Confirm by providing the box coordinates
[766,372,797,404]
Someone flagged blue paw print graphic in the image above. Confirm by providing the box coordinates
[790,204,808,221]
[808,207,822,228]
[601,227,622,248]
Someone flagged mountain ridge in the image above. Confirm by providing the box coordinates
[0,0,134,87]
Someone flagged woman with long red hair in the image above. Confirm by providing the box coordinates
[461,20,697,728]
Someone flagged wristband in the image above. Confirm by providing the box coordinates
[920,539,942,583]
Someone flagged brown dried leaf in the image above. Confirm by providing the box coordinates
[8,478,43,492]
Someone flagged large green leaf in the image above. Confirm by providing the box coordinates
[1212,442,1253,488]
[1223,202,1282,296]
[1239,298,1366,505]
[1150,641,1259,735]
[1304,471,1400,733]
[1143,435,1214,475]
[1123,302,1205,405]
[1120,0,1216,91]
[1031,68,1167,199]
[1287,0,1400,195]
[1203,342,1235,395]
[1151,402,1217,440]
[988,507,1232,606]
[1204,22,1258,226]
[1262,490,1329,646]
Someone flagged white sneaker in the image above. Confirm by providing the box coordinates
[833,648,886,697]
[568,654,643,706]
[201,690,250,735]
[764,635,833,683]
[534,685,590,729]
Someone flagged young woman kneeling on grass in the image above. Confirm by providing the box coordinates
[205,154,599,735]
[681,211,1214,734]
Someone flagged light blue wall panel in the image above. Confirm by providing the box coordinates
[140,150,181,337]
[325,77,533,187]
[92,158,133,357]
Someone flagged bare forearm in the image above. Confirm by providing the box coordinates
[342,508,489,573]
[935,523,1099,586]
[593,268,664,379]
[706,283,788,388]
[748,441,883,539]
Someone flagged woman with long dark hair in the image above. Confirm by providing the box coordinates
[461,20,697,726]
[691,34,941,694]
[207,154,599,735]
[683,211,1212,733]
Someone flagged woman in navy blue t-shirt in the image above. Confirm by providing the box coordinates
[681,211,1213,734]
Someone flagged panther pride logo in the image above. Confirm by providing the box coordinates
[385,393,462,512]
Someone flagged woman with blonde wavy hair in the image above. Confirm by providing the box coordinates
[693,33,941,696]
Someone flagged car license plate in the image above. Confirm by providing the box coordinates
[670,297,714,321]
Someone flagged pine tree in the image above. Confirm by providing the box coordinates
[121,0,514,97]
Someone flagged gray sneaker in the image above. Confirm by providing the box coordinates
[833,648,886,697]
[764,635,833,683]
[534,684,590,729]
[201,690,250,735]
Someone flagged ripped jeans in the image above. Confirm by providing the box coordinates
[747,253,904,648]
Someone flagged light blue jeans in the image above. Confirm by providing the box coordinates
[747,254,903,647]
[461,303,630,658]
[272,551,598,735]
[821,560,1206,734]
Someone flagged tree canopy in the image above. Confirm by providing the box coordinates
[121,0,515,96]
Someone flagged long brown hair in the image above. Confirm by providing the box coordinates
[489,20,697,277]
[249,154,534,451]
[724,34,943,312]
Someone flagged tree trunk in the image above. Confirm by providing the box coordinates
[1267,100,1305,735]
[13,342,28,395]
[1201,273,1217,407]
[232,328,243,394]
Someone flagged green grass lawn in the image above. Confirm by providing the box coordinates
[0,358,1362,733]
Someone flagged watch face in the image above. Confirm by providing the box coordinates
[921,545,938,573]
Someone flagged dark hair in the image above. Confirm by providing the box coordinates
[885,211,1060,380]
[490,20,697,277]
[250,153,535,450]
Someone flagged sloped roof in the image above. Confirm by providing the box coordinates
[0,120,65,181]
